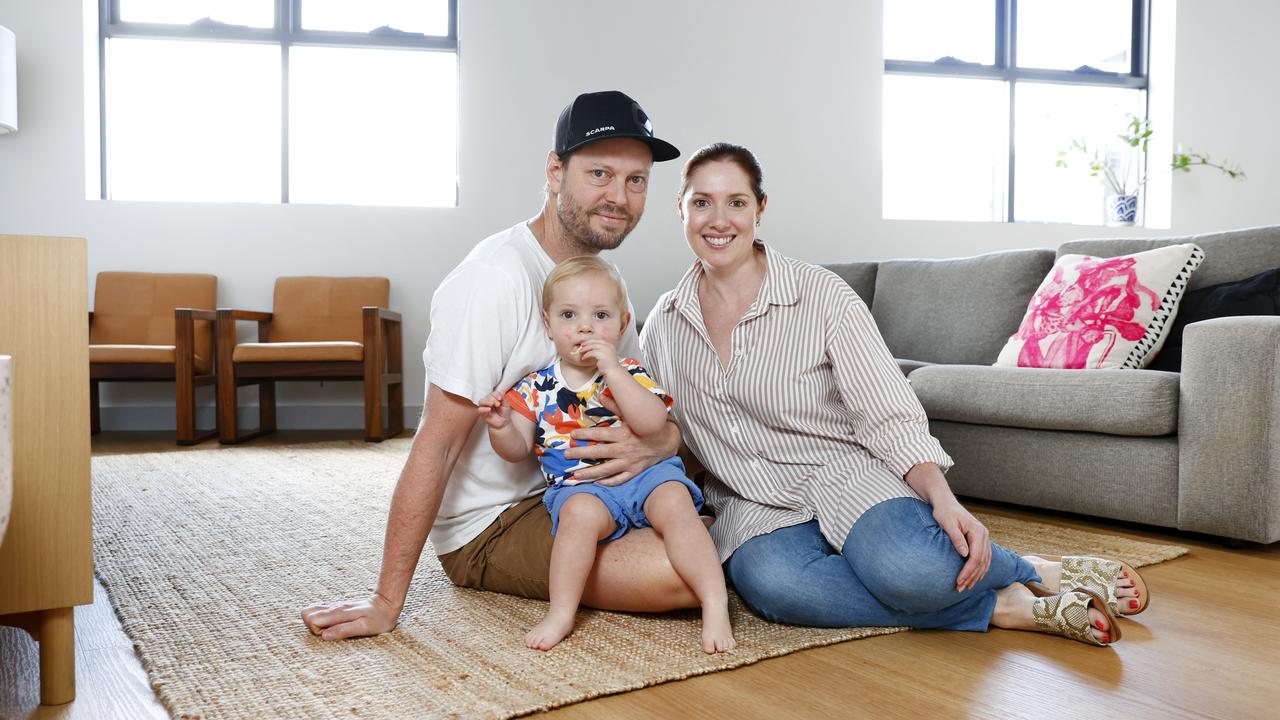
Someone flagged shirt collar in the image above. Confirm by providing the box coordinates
[661,241,800,314]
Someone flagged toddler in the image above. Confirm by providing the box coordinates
[478,255,734,654]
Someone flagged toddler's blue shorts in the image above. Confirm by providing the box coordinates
[542,456,704,542]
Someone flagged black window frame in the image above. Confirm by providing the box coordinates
[883,0,1150,223]
[97,0,460,203]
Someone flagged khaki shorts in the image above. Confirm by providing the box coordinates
[437,494,553,601]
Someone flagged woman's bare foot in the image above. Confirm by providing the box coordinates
[991,583,1115,644]
[701,602,736,653]
[525,608,576,651]
[1024,555,1142,615]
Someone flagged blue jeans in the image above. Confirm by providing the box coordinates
[723,497,1040,631]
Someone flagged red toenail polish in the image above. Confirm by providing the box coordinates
[1129,600,1138,608]
[1122,571,1128,577]
[1095,621,1105,630]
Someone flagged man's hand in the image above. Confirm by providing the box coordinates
[300,592,401,641]
[931,499,992,593]
[299,385,475,643]
[476,391,510,430]
[566,395,679,486]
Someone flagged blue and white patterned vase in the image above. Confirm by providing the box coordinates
[1107,193,1138,226]
[0,355,10,547]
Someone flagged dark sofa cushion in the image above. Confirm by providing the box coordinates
[1147,267,1280,372]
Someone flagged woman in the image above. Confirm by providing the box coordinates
[639,142,1147,645]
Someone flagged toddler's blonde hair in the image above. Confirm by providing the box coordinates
[542,255,629,315]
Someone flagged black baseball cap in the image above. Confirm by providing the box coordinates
[554,91,680,162]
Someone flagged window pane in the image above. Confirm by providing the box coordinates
[883,75,1008,222]
[301,0,449,36]
[289,47,457,207]
[884,0,994,64]
[1014,83,1146,224]
[105,38,280,203]
[119,0,274,28]
[1017,0,1132,72]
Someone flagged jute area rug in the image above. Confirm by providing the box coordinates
[92,439,1188,720]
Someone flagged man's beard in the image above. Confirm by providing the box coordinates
[556,190,639,252]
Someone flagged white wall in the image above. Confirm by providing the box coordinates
[1,0,1276,429]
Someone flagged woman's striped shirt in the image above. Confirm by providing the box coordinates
[640,243,953,561]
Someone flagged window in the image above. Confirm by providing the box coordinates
[97,0,458,207]
[883,0,1149,224]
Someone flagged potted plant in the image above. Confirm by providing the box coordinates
[1057,115,1245,226]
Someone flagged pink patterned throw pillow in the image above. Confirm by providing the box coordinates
[995,243,1205,370]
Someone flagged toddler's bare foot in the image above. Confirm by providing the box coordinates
[701,603,736,654]
[525,608,576,651]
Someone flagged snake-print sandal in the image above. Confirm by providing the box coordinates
[1030,588,1121,646]
[1031,555,1148,617]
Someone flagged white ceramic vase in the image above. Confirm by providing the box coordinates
[0,355,11,546]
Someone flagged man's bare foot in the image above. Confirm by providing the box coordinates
[525,608,576,651]
[1023,555,1142,615]
[992,583,1115,644]
[701,603,736,654]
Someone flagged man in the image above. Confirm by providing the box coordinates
[301,91,695,641]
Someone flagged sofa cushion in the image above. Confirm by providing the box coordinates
[1147,266,1280,372]
[909,365,1180,436]
[995,244,1204,370]
[870,249,1054,365]
[824,262,878,306]
[1057,224,1280,292]
[897,358,934,376]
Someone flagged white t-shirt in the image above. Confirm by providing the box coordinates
[423,219,641,554]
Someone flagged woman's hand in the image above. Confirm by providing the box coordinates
[904,462,991,592]
[476,391,510,430]
[931,499,991,592]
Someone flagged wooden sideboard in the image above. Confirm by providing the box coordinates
[0,235,92,705]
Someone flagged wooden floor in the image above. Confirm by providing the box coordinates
[2,430,1278,719]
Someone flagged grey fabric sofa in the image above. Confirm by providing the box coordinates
[825,225,1280,544]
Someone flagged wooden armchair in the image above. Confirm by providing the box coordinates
[88,272,218,445]
[216,276,404,443]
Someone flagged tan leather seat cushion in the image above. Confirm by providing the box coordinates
[90,344,212,374]
[91,272,217,366]
[270,277,390,343]
[232,342,364,363]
